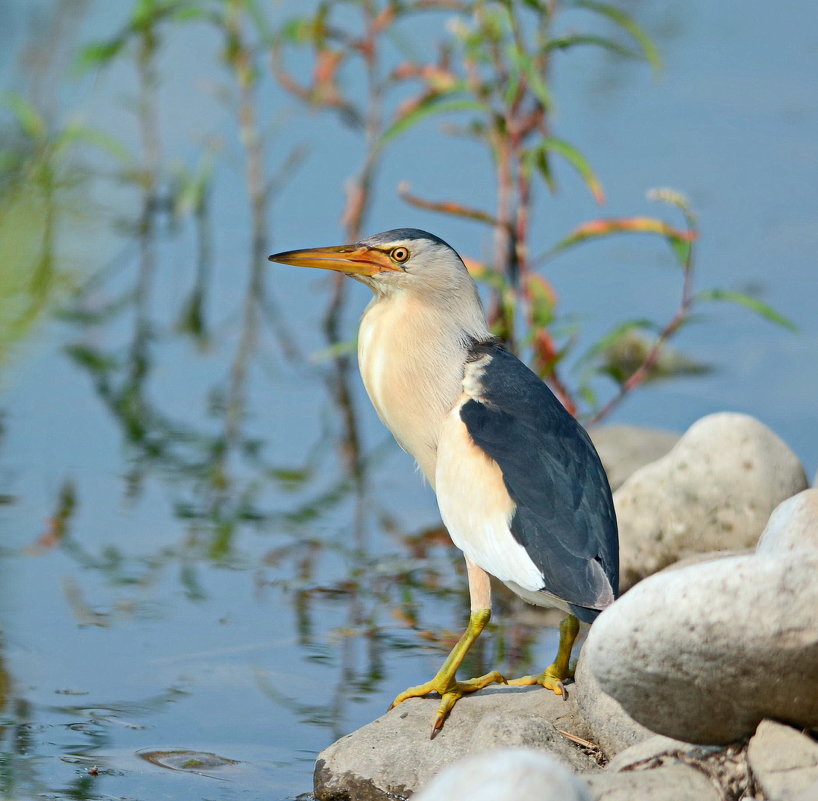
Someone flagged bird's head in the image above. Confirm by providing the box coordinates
[268,228,476,301]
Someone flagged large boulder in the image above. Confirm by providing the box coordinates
[313,686,597,800]
[615,412,807,588]
[582,551,818,744]
[588,424,680,491]
[412,748,592,801]
[573,650,652,759]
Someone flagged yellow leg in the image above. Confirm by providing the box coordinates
[508,614,580,697]
[390,608,506,738]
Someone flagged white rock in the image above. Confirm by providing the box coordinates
[588,424,680,491]
[313,686,597,800]
[748,720,818,801]
[607,734,720,773]
[615,412,807,588]
[583,552,818,744]
[573,650,653,759]
[583,762,720,801]
[413,748,592,801]
[756,488,818,554]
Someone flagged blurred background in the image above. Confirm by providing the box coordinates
[1,1,816,799]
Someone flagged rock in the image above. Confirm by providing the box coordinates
[573,650,653,759]
[313,686,598,801]
[747,720,818,801]
[469,709,595,769]
[656,548,750,574]
[588,425,680,491]
[615,412,808,589]
[412,748,592,801]
[583,552,818,744]
[583,762,720,801]
[607,734,720,773]
[595,738,758,801]
[756,489,818,555]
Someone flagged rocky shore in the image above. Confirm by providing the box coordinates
[313,413,818,801]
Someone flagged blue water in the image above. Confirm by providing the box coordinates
[1,2,816,799]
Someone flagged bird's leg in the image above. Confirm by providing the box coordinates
[508,613,580,696]
[390,560,505,738]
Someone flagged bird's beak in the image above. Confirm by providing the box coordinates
[268,244,400,276]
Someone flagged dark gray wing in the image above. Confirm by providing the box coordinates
[460,343,618,621]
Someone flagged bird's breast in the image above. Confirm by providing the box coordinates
[357,297,467,484]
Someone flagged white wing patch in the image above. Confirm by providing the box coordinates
[435,399,545,593]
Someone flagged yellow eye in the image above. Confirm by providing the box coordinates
[390,246,410,263]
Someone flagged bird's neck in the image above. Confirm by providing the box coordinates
[358,292,491,485]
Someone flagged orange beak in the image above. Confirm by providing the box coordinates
[267,244,401,276]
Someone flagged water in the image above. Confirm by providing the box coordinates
[1,2,817,799]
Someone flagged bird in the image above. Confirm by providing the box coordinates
[268,228,618,738]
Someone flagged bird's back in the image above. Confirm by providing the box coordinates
[438,342,618,620]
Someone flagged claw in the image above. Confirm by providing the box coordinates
[391,609,500,737]
[430,716,444,740]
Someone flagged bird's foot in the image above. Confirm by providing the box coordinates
[390,670,507,738]
[507,662,574,698]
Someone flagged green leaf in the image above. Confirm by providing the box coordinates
[503,50,523,107]
[525,273,557,328]
[64,344,118,373]
[76,38,128,70]
[510,49,553,110]
[522,144,557,193]
[666,235,691,267]
[378,94,486,149]
[697,289,797,332]
[545,216,695,259]
[0,91,46,140]
[57,124,132,164]
[578,318,660,365]
[545,34,640,60]
[171,6,209,23]
[537,137,604,203]
[575,0,662,76]
[309,338,358,364]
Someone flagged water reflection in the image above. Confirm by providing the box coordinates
[0,38,554,784]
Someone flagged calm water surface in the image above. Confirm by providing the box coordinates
[1,2,817,799]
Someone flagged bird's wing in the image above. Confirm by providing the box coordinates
[457,342,619,613]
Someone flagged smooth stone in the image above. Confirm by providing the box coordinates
[656,548,750,574]
[573,650,653,759]
[583,762,720,801]
[756,488,818,554]
[313,686,597,801]
[747,720,818,801]
[588,424,680,491]
[615,412,808,589]
[413,748,592,801]
[583,552,818,745]
[607,734,720,773]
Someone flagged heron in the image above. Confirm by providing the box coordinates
[269,228,618,738]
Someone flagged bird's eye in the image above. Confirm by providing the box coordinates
[390,246,410,263]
